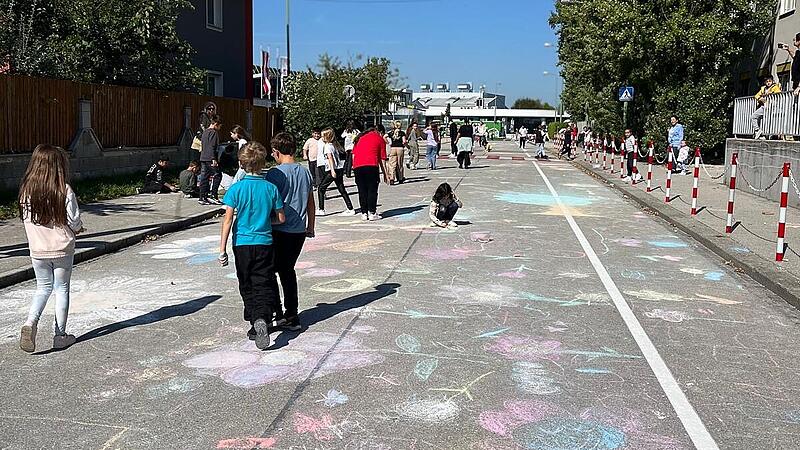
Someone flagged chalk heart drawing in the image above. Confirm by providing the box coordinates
[645,309,690,323]
[417,248,475,260]
[0,276,201,343]
[395,397,460,424]
[183,332,384,388]
[311,278,373,293]
[479,400,687,450]
[441,284,519,307]
[495,192,594,207]
[139,235,220,265]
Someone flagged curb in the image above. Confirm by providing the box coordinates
[571,158,800,311]
[0,207,223,290]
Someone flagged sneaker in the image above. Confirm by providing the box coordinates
[253,318,271,350]
[19,323,37,353]
[754,129,762,140]
[339,209,356,217]
[52,334,76,350]
[208,198,223,205]
[282,316,302,332]
[361,213,369,221]
[623,176,632,182]
[316,209,327,217]
[368,213,382,221]
[447,222,459,229]
[198,199,211,205]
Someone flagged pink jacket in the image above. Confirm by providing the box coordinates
[22,185,83,259]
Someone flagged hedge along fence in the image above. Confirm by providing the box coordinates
[0,74,280,153]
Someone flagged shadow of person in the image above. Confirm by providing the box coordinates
[36,295,222,354]
[270,283,399,350]
[381,205,425,219]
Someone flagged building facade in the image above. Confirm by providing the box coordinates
[176,0,253,99]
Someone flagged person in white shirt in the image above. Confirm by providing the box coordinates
[229,125,251,186]
[316,127,355,216]
[623,129,642,181]
[518,126,528,149]
[341,120,360,178]
[302,129,322,188]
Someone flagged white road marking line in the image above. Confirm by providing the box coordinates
[531,159,719,450]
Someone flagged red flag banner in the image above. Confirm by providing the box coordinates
[261,50,271,98]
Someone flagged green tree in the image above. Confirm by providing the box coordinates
[512,97,554,110]
[550,0,773,152]
[0,0,203,91]
[283,54,398,149]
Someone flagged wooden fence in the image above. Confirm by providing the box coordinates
[0,74,280,153]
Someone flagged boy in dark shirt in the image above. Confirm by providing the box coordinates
[199,116,222,205]
[179,161,200,197]
[141,155,177,194]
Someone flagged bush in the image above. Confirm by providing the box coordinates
[547,122,568,139]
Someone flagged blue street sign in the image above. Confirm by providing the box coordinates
[618,86,634,102]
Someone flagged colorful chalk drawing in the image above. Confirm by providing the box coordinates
[0,275,203,343]
[497,265,533,279]
[647,240,689,249]
[511,362,560,395]
[475,328,511,339]
[730,246,751,254]
[216,437,276,449]
[470,232,493,243]
[183,332,384,388]
[679,268,705,276]
[624,289,740,305]
[301,268,345,278]
[521,292,590,307]
[637,255,684,262]
[485,336,641,362]
[293,412,364,441]
[704,271,725,281]
[495,192,594,207]
[328,238,385,253]
[441,284,519,307]
[396,334,422,353]
[612,238,643,248]
[417,248,475,260]
[479,400,686,449]
[139,235,220,264]
[414,359,439,381]
[396,397,460,423]
[680,268,725,281]
[310,278,373,293]
[645,309,690,323]
[318,389,349,408]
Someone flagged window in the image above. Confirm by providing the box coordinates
[779,0,796,15]
[206,0,223,30]
[206,71,223,97]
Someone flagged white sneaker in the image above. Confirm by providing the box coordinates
[339,209,356,217]
[361,213,369,221]
[623,176,632,182]
[447,222,459,229]
[368,213,382,221]
[635,173,643,181]
[754,129,762,140]
[316,209,326,216]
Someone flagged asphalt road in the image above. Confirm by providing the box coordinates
[2,141,800,450]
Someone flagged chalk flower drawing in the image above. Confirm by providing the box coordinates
[183,332,384,388]
[479,400,686,449]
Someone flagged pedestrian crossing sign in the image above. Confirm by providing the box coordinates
[618,86,634,102]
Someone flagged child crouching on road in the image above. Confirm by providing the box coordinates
[219,142,285,350]
[429,182,462,230]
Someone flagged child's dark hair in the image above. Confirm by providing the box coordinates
[270,132,296,156]
[433,182,453,203]
[158,154,169,162]
[188,160,199,169]
[231,125,250,141]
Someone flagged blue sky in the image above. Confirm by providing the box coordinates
[253,0,560,105]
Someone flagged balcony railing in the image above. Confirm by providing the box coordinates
[733,92,800,137]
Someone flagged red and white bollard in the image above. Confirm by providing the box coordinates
[665,151,673,203]
[620,147,626,178]
[602,143,608,170]
[646,142,654,192]
[776,162,790,262]
[631,140,640,184]
[726,153,738,233]
[690,147,701,216]
[610,142,616,174]
[594,142,600,166]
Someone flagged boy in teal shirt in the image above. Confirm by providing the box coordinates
[219,141,285,350]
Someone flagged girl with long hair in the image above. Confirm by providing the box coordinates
[17,144,84,352]
[386,121,407,184]
[429,182,462,229]
[317,128,355,216]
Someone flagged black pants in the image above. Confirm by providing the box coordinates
[308,160,318,187]
[232,245,277,324]
[318,168,353,211]
[560,144,572,158]
[198,161,221,200]
[457,152,471,168]
[519,137,526,148]
[450,141,457,155]
[270,231,306,319]
[344,150,354,177]
[141,181,171,194]
[437,202,459,222]
[354,166,380,214]
[626,151,635,176]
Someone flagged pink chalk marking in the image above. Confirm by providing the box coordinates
[479,400,562,436]
[293,413,335,441]
[613,238,643,247]
[302,268,344,277]
[484,336,562,362]
[216,437,276,449]
[295,261,317,269]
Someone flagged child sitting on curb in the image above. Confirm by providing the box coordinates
[429,182,462,229]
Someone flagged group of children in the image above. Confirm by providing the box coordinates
[17,125,463,352]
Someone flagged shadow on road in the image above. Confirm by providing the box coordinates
[271,283,400,350]
[381,205,425,219]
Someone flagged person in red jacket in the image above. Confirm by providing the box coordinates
[352,124,389,221]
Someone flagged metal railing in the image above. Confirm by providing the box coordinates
[733,92,800,137]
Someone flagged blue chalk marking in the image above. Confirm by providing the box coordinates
[396,334,421,353]
[704,271,724,281]
[474,328,511,339]
[513,418,625,449]
[414,358,438,381]
[188,253,219,265]
[730,246,751,253]
[576,368,612,374]
[522,292,589,307]
[648,240,688,249]
[495,192,593,207]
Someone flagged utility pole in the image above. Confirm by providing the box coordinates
[285,0,291,73]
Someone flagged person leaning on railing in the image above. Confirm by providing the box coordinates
[777,32,800,96]
[751,75,782,140]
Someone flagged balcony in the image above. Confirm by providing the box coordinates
[733,92,800,138]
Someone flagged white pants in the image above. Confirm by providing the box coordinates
[27,254,74,335]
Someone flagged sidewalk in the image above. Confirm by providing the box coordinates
[566,144,800,308]
[0,194,222,288]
